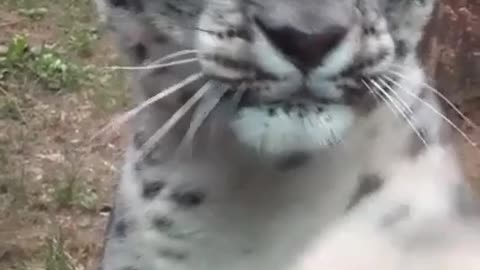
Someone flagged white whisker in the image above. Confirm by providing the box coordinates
[375,76,430,146]
[362,79,400,117]
[92,73,203,140]
[176,83,229,157]
[382,75,479,149]
[366,79,428,146]
[137,81,214,161]
[106,49,197,70]
[377,77,415,117]
[387,67,479,130]
[148,49,198,64]
[107,58,198,71]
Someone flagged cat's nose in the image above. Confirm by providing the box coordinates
[255,18,347,72]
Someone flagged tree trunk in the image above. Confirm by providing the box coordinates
[421,0,480,119]
[420,0,480,184]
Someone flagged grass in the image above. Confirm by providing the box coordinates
[0,0,125,269]
[45,230,74,270]
[0,34,92,93]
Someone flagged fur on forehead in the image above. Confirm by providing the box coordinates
[98,0,437,45]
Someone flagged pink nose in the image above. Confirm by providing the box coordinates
[256,18,347,72]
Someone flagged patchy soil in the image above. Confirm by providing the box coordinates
[0,1,126,269]
[0,1,478,270]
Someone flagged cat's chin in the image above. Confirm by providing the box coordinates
[230,104,355,157]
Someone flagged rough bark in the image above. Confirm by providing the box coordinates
[421,0,480,121]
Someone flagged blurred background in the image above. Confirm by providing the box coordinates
[0,0,478,269]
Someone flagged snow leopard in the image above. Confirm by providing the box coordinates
[94,0,479,270]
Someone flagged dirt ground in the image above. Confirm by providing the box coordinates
[0,1,478,270]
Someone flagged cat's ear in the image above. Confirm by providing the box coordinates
[381,0,438,58]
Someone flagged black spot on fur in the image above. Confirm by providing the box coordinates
[133,131,147,149]
[276,152,311,171]
[171,190,205,208]
[282,103,293,114]
[133,43,147,63]
[152,216,174,231]
[226,29,236,38]
[143,181,165,199]
[363,26,377,35]
[268,108,277,116]
[109,0,143,12]
[347,174,383,210]
[395,40,409,59]
[113,219,129,238]
[236,28,253,42]
[381,204,411,228]
[158,249,188,260]
[109,0,128,8]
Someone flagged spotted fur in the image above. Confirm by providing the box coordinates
[95,1,479,270]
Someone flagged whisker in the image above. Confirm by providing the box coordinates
[376,77,415,117]
[92,73,203,140]
[362,79,400,117]
[148,49,198,64]
[382,75,479,149]
[137,82,214,161]
[365,79,428,146]
[105,49,197,70]
[176,83,229,157]
[107,58,198,71]
[375,76,431,146]
[386,66,479,130]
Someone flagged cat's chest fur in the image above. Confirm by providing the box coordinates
[114,152,354,270]
[103,103,418,270]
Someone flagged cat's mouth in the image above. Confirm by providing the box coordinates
[237,89,344,109]
[229,88,356,156]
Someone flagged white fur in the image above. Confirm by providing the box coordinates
[231,105,355,155]
[291,146,476,270]
[98,1,477,270]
